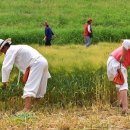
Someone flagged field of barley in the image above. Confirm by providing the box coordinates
[1,0,130,129]
[0,43,130,129]
[0,42,120,110]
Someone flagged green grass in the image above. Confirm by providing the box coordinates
[0,0,130,44]
[0,43,123,110]
[34,43,119,69]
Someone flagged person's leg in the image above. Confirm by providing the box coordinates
[117,90,122,107]
[84,36,88,47]
[23,97,32,112]
[45,39,51,46]
[119,90,128,113]
[86,36,91,47]
[36,69,49,98]
[116,67,128,114]
[45,39,49,46]
[22,59,46,111]
[48,39,51,46]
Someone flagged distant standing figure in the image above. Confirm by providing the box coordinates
[44,22,54,46]
[84,18,93,47]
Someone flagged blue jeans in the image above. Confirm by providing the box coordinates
[84,36,92,47]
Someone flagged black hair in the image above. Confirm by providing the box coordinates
[4,42,11,47]
[87,21,92,24]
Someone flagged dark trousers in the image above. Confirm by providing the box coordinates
[45,39,51,46]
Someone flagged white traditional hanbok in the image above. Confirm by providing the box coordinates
[2,45,51,98]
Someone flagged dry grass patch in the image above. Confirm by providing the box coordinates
[0,105,130,130]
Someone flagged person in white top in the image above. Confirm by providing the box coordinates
[0,38,51,112]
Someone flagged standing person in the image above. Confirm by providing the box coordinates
[84,18,93,47]
[107,39,130,115]
[44,21,54,46]
[0,38,51,113]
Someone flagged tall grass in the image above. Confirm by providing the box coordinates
[0,0,130,44]
[0,43,123,110]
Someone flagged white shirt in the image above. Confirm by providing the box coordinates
[88,25,91,33]
[2,45,43,82]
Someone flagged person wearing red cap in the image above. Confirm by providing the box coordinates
[44,21,54,46]
[84,18,93,47]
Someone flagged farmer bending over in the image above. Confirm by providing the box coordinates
[0,38,51,112]
[107,39,130,115]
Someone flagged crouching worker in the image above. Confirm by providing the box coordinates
[107,39,130,115]
[0,38,51,112]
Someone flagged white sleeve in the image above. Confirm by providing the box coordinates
[2,52,16,82]
[88,25,91,33]
[122,40,130,50]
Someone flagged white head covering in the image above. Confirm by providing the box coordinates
[0,38,12,50]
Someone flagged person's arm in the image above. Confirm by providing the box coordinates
[2,52,16,85]
[45,28,47,37]
[88,25,91,33]
[120,40,130,62]
[44,28,47,40]
[51,29,54,35]
[45,28,50,39]
[120,47,127,63]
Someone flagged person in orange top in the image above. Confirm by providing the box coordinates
[84,18,93,47]
[107,39,130,115]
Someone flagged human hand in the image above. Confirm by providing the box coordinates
[7,38,11,41]
[6,38,12,44]
[43,37,46,41]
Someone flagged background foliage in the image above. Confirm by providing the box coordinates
[0,0,130,44]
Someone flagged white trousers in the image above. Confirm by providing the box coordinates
[22,57,51,99]
[107,56,128,91]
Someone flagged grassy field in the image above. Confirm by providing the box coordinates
[0,43,130,129]
[1,0,130,129]
[0,42,120,109]
[1,0,130,44]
